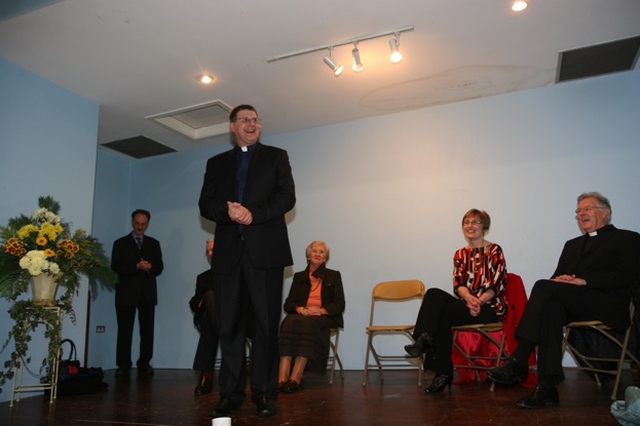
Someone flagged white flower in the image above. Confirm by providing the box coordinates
[18,250,60,276]
[32,208,60,225]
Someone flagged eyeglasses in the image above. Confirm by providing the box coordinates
[463,220,482,226]
[575,206,605,214]
[234,117,261,125]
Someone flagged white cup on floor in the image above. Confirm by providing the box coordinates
[212,417,231,426]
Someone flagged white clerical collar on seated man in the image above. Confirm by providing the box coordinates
[588,231,598,237]
[241,146,248,152]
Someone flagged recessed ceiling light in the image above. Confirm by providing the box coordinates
[512,1,528,12]
[197,74,214,84]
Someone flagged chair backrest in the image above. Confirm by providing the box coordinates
[372,279,425,301]
[368,279,425,326]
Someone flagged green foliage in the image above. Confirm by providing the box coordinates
[0,196,117,394]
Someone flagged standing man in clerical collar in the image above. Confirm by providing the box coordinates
[199,104,296,418]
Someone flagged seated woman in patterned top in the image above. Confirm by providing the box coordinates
[404,209,508,394]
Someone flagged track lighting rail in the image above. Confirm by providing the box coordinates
[266,25,414,63]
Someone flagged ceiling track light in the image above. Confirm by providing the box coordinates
[352,42,364,72]
[323,48,344,76]
[266,25,414,74]
[389,34,402,64]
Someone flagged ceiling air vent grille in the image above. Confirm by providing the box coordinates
[146,100,232,140]
[557,35,640,83]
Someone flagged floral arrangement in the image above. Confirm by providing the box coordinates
[0,196,116,393]
[0,196,116,308]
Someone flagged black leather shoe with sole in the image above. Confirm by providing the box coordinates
[256,397,277,417]
[208,398,241,418]
[487,358,528,384]
[516,383,560,408]
[194,375,213,395]
[404,332,435,357]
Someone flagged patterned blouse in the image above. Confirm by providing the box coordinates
[452,243,508,320]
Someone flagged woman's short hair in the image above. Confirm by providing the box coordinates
[306,240,330,263]
[462,209,491,232]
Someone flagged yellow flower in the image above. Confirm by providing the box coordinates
[16,224,38,240]
[39,222,63,240]
[43,248,56,258]
[36,236,48,246]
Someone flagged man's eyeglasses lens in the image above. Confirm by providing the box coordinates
[575,206,603,214]
[235,117,261,125]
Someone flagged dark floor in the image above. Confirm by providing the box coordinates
[0,368,636,426]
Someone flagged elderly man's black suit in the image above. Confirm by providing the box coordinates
[517,224,640,383]
[199,141,295,407]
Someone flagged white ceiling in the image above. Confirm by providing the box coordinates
[1,0,639,155]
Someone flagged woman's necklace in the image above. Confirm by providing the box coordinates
[309,274,322,292]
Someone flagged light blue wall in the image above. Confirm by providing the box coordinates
[0,58,100,400]
[89,71,640,374]
[2,54,639,401]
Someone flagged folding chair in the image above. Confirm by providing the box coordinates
[451,273,528,391]
[562,300,640,400]
[328,327,344,384]
[362,279,425,387]
[451,322,507,391]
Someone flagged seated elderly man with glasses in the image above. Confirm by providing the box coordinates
[488,191,640,408]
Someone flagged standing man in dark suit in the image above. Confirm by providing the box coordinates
[489,192,640,408]
[189,238,219,395]
[111,209,164,377]
[199,104,296,418]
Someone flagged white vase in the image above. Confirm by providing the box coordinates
[30,274,59,306]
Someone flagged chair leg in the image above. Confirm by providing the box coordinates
[329,330,342,385]
[362,333,374,387]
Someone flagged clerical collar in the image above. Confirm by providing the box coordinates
[588,231,597,237]
[240,146,248,152]
[238,144,256,153]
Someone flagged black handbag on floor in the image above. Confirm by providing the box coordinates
[55,339,108,396]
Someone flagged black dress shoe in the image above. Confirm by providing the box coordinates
[424,373,453,394]
[194,374,213,395]
[209,398,241,418]
[283,379,302,393]
[256,397,277,417]
[276,381,287,393]
[487,358,528,384]
[114,368,129,377]
[404,332,435,358]
[137,366,154,377]
[516,383,560,408]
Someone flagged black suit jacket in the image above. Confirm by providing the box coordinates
[111,233,164,307]
[198,142,296,272]
[283,264,346,328]
[189,269,212,313]
[552,225,640,301]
